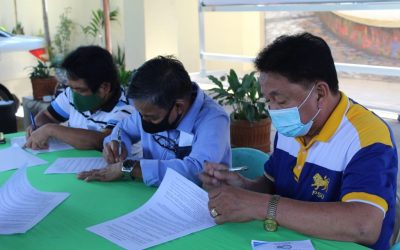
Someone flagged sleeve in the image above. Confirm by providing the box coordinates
[103,112,142,154]
[105,105,136,129]
[264,132,279,182]
[47,88,72,122]
[341,143,397,215]
[140,112,231,187]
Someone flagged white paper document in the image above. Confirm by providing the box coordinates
[0,146,48,172]
[87,168,216,250]
[11,136,74,154]
[0,167,70,234]
[252,239,315,250]
[45,157,107,174]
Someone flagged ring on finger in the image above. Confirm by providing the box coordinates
[210,208,219,218]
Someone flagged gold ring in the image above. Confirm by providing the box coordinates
[210,208,219,218]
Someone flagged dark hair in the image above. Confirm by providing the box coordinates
[61,46,119,93]
[255,32,339,94]
[127,55,192,109]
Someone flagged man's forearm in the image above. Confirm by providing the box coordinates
[251,195,383,245]
[35,110,60,127]
[47,124,111,150]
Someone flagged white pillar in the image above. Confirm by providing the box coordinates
[123,0,146,70]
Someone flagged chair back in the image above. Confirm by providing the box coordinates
[391,192,400,247]
[392,242,400,250]
[231,147,269,179]
[0,83,18,133]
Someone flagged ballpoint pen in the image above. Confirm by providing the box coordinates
[30,112,37,130]
[117,128,122,156]
[229,166,248,172]
[203,161,248,172]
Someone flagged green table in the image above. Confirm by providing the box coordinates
[0,133,369,250]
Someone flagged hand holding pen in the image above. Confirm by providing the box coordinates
[103,128,127,164]
[30,112,37,130]
[26,112,37,139]
[200,161,248,190]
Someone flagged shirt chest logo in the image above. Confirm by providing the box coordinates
[311,173,330,191]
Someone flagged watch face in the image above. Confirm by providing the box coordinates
[122,160,135,173]
[264,219,278,232]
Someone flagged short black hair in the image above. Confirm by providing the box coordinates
[127,55,192,109]
[61,45,119,93]
[255,32,339,94]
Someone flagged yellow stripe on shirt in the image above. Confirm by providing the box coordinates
[342,192,388,212]
[346,102,393,148]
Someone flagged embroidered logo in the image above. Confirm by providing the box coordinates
[311,173,330,192]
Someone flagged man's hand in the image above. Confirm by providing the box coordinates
[207,185,266,224]
[25,125,34,139]
[77,162,123,182]
[103,140,127,164]
[199,162,247,190]
[24,124,54,149]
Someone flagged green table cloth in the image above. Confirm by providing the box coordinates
[0,133,369,250]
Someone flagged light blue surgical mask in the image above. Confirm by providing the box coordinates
[268,84,320,137]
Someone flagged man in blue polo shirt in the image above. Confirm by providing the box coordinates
[200,33,397,250]
[78,56,231,186]
[25,46,135,151]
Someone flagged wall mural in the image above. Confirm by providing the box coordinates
[318,12,400,59]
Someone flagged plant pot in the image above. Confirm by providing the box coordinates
[230,117,271,153]
[31,77,57,101]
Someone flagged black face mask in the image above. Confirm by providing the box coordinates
[140,104,182,134]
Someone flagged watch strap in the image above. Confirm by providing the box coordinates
[267,195,280,220]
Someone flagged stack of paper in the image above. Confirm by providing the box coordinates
[0,167,70,234]
[88,168,216,250]
[45,157,107,174]
[0,146,47,172]
[11,136,73,154]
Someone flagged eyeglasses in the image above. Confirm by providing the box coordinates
[152,134,177,152]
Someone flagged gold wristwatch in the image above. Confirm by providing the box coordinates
[264,194,280,232]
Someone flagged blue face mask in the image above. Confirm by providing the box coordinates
[268,85,320,137]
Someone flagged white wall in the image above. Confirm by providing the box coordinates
[122,0,146,70]
[140,0,263,73]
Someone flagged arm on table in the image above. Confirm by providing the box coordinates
[206,180,382,246]
[26,109,111,150]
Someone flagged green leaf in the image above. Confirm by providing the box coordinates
[81,8,118,39]
[227,69,240,93]
[208,69,266,122]
[208,75,223,89]
[241,73,252,90]
[243,103,256,122]
[235,87,246,99]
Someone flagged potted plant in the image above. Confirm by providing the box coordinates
[208,69,271,152]
[113,46,133,89]
[53,7,75,62]
[81,8,118,46]
[29,60,57,101]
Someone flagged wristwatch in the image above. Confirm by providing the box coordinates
[264,195,280,232]
[121,159,136,179]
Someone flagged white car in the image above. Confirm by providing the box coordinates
[0,30,46,100]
